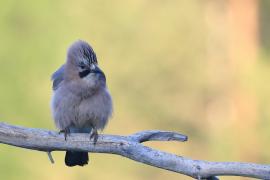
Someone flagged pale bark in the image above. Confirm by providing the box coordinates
[0,122,269,180]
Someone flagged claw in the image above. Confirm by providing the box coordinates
[90,128,98,145]
[59,128,70,141]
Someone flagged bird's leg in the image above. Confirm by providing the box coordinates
[90,127,98,145]
[59,127,70,141]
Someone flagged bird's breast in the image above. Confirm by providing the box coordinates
[77,88,113,129]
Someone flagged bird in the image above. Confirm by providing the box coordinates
[51,40,113,167]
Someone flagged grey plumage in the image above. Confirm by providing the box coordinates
[51,40,113,166]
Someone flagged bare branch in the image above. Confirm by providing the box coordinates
[129,130,188,143]
[0,122,269,179]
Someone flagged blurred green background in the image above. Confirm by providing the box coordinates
[0,0,269,179]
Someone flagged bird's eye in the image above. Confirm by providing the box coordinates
[79,65,86,69]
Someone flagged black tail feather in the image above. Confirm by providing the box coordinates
[65,151,89,167]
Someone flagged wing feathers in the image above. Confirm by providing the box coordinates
[51,65,65,90]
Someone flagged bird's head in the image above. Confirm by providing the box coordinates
[64,40,106,93]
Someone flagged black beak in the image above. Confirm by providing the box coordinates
[92,66,106,81]
[90,66,103,74]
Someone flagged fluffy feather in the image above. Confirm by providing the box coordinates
[51,40,113,166]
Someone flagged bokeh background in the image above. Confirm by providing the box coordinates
[0,0,269,179]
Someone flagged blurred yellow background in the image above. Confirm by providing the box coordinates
[0,0,269,179]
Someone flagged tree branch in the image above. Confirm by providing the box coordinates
[0,122,269,179]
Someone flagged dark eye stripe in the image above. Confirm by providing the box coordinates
[79,70,90,78]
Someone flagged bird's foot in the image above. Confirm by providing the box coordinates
[59,128,70,141]
[90,128,98,145]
